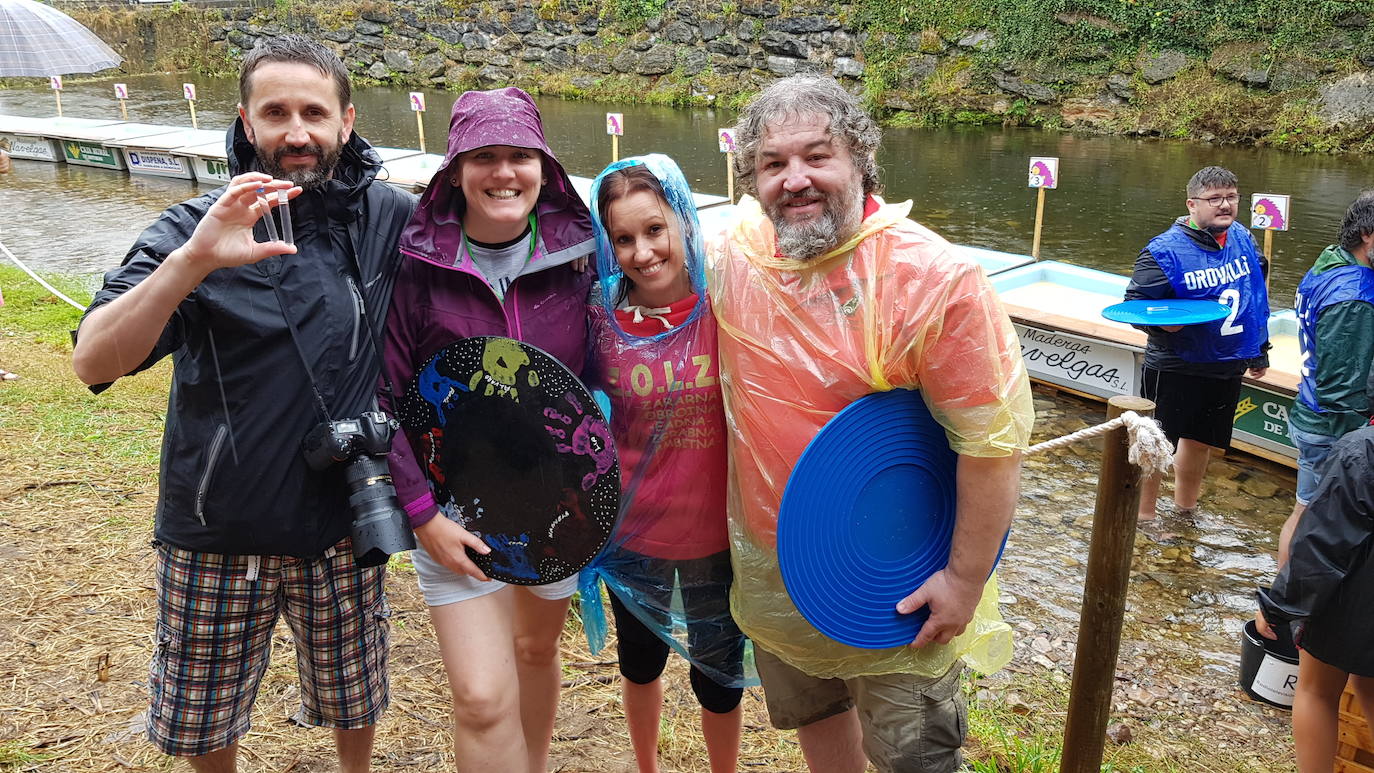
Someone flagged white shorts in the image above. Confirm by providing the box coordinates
[411,542,579,607]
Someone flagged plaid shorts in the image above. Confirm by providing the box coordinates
[147,539,390,757]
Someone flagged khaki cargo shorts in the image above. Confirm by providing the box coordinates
[754,647,967,773]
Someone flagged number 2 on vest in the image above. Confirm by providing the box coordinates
[1218,288,1244,336]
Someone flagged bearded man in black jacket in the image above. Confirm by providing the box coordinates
[72,36,416,771]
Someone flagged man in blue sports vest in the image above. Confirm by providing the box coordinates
[1125,166,1270,523]
[1274,191,1374,566]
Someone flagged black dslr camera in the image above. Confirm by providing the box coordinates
[302,411,415,567]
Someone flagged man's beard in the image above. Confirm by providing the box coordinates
[256,134,344,190]
[765,182,863,262]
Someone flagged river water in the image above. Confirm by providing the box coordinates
[0,73,1310,764]
[3,72,1374,297]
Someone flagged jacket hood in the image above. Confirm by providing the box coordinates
[1311,245,1361,276]
[399,87,593,268]
[589,154,707,338]
[227,117,384,224]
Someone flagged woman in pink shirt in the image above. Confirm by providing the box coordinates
[581,155,746,773]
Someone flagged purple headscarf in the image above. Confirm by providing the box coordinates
[399,87,594,266]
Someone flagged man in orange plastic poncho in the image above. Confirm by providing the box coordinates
[708,75,1034,773]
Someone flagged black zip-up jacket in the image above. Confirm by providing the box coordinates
[1259,425,1374,639]
[1124,216,1270,378]
[81,121,417,556]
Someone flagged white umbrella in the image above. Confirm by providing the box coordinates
[0,0,121,77]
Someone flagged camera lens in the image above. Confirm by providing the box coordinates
[343,455,416,567]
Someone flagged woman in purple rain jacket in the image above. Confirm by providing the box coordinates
[380,87,594,772]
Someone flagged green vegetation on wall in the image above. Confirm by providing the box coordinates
[851,0,1365,64]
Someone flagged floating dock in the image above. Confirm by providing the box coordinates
[0,113,1301,465]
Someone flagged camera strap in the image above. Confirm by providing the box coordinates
[263,258,333,423]
[258,211,397,424]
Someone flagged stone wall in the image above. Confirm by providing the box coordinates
[67,0,1374,154]
[212,1,870,97]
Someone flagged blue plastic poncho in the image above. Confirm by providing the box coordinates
[577,154,755,688]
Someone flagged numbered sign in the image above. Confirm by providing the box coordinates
[606,113,624,136]
[49,75,63,91]
[114,83,128,100]
[718,129,736,154]
[1251,194,1291,232]
[183,83,197,101]
[409,92,426,112]
[1028,157,1059,189]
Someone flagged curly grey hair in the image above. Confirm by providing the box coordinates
[732,75,882,197]
[1339,190,1374,253]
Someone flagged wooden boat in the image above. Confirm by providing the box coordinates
[176,140,232,184]
[988,258,1298,466]
[0,115,122,162]
[104,127,224,180]
[33,121,189,171]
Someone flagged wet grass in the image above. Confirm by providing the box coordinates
[0,264,166,472]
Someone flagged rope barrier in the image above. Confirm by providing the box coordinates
[0,238,87,312]
[1026,410,1173,478]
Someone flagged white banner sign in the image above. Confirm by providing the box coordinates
[1015,324,1136,397]
[0,134,58,162]
[606,113,623,136]
[195,156,231,183]
[183,83,197,101]
[49,75,62,91]
[114,83,128,100]
[127,150,189,176]
[409,92,426,112]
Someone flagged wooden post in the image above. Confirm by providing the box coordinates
[188,100,198,129]
[415,111,427,155]
[54,90,62,118]
[726,150,735,203]
[1031,186,1047,260]
[1263,230,1274,291]
[612,133,619,164]
[1060,395,1156,773]
[119,99,128,120]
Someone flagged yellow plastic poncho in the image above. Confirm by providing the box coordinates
[707,196,1035,679]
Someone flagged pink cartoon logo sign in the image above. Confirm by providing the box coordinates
[409,92,426,112]
[718,129,736,153]
[114,83,128,100]
[1250,194,1290,232]
[1028,157,1058,189]
[182,83,197,101]
[606,113,623,136]
[49,76,62,91]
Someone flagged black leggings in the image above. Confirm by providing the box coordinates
[607,552,744,715]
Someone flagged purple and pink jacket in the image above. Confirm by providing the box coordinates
[380,88,596,529]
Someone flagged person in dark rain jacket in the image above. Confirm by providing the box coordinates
[72,36,415,771]
[1258,424,1374,772]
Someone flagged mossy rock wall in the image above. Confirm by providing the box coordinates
[65,0,1374,153]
